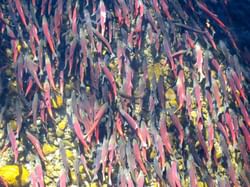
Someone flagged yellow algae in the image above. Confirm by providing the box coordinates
[56,128,64,137]
[211,70,216,79]
[147,64,154,81]
[17,41,22,52]
[144,176,150,184]
[153,63,162,82]
[159,58,166,66]
[149,149,157,159]
[147,63,162,82]
[178,160,184,171]
[214,141,222,159]
[42,143,57,156]
[9,120,17,130]
[150,182,160,187]
[8,80,18,93]
[0,165,29,187]
[102,49,107,56]
[202,109,208,121]
[115,73,122,83]
[51,98,57,109]
[56,94,63,108]
[65,83,73,90]
[70,170,77,184]
[44,176,51,185]
[165,88,176,100]
[88,182,98,187]
[79,165,84,173]
[57,116,67,131]
[91,183,99,187]
[52,94,63,109]
[190,111,197,124]
[197,181,208,187]
[108,59,117,71]
[65,150,74,160]
[182,177,189,187]
[169,99,178,108]
[86,86,91,94]
[134,103,142,115]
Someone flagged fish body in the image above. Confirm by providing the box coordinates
[59,141,69,174]
[159,113,172,154]
[160,0,172,20]
[239,121,250,151]
[30,170,39,187]
[108,133,116,185]
[85,103,108,138]
[176,69,186,111]
[42,16,56,58]
[72,115,90,151]
[197,2,226,29]
[197,119,209,160]
[26,131,46,161]
[72,1,78,36]
[59,71,64,96]
[188,158,198,187]
[43,80,54,119]
[92,28,113,54]
[101,138,109,180]
[25,56,43,90]
[163,36,176,76]
[68,37,77,76]
[99,0,106,36]
[59,171,67,187]
[238,99,250,127]
[231,69,247,102]
[45,53,56,90]
[53,0,63,44]
[133,140,147,175]
[204,29,217,49]
[136,171,144,187]
[83,9,95,50]
[170,113,184,146]
[225,112,236,145]
[80,154,91,179]
[212,79,222,109]
[167,161,181,187]
[119,108,138,130]
[25,77,34,96]
[8,127,18,163]
[114,1,123,24]
[31,24,40,45]
[194,44,205,82]
[102,63,117,98]
[155,133,165,169]
[115,113,124,137]
[217,122,230,145]
[35,164,44,187]
[14,0,28,27]
[185,31,195,49]
[207,117,214,153]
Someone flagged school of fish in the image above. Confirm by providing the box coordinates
[0,0,249,186]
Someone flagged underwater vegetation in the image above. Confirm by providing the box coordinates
[0,0,249,186]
